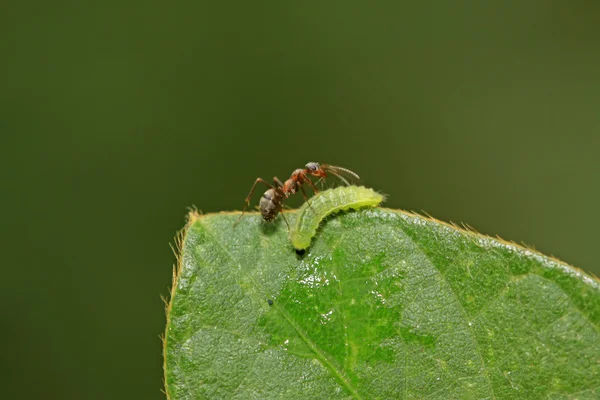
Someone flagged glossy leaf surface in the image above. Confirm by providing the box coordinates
[164,209,600,399]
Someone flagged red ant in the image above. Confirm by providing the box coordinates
[234,162,360,228]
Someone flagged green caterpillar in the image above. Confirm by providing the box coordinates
[290,186,385,250]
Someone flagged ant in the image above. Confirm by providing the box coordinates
[234,162,360,228]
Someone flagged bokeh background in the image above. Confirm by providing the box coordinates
[2,1,599,399]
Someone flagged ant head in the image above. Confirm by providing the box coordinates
[305,162,325,177]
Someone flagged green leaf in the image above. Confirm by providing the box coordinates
[164,208,600,399]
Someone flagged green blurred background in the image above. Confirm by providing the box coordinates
[2,1,599,399]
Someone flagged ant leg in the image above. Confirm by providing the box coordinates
[234,178,276,227]
[272,177,291,229]
[273,176,285,190]
[299,186,316,212]
[245,178,277,203]
[304,175,320,194]
[279,210,290,231]
[296,173,320,211]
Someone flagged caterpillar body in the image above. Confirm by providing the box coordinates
[290,186,385,250]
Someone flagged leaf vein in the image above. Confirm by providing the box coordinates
[198,220,364,400]
[399,227,498,400]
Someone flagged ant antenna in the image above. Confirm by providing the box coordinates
[323,165,360,186]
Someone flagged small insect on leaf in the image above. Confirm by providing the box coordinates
[290,186,385,250]
[235,162,359,228]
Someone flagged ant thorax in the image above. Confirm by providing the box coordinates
[282,178,299,195]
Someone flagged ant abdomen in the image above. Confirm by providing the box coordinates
[259,188,283,222]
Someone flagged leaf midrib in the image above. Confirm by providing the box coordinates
[196,220,363,400]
